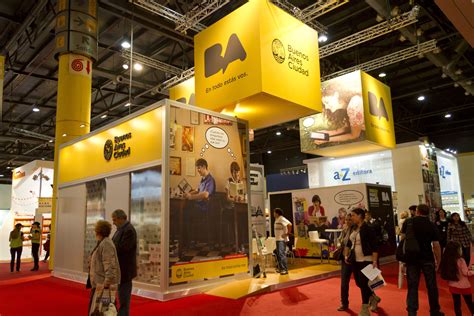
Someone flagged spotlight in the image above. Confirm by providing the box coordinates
[378,72,386,78]
[133,63,143,71]
[62,133,67,137]
[101,114,107,119]
[121,41,131,49]
[124,102,131,107]
[454,150,457,154]
[276,131,282,136]
[417,95,425,101]
[48,139,53,143]
[318,34,328,43]
[0,174,3,177]
[454,83,459,87]
[441,73,447,78]
[455,69,462,75]
[267,150,272,154]
[122,63,129,70]
[80,124,86,128]
[465,92,470,96]
[444,113,452,118]
[32,107,40,112]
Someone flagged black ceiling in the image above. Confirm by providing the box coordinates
[0,0,473,183]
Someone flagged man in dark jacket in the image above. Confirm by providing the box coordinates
[112,209,137,316]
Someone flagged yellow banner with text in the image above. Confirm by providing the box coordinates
[171,256,248,283]
[58,107,163,184]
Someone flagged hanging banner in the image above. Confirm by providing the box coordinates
[194,0,321,129]
[299,70,395,157]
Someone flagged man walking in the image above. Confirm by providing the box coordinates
[273,208,292,275]
[112,209,137,316]
[401,204,444,316]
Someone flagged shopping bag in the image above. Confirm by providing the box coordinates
[368,274,386,291]
[91,288,117,316]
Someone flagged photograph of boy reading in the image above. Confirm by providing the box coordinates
[184,158,216,207]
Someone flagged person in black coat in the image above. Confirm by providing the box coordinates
[112,209,137,316]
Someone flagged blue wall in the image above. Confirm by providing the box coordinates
[266,173,309,192]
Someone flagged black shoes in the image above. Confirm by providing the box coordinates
[337,305,348,311]
[30,267,39,271]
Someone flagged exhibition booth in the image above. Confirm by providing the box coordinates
[269,183,396,260]
[0,160,53,261]
[304,141,464,220]
[53,100,251,300]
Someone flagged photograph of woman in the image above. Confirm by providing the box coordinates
[304,194,325,229]
[225,161,245,202]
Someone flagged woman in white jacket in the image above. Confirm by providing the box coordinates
[88,220,121,315]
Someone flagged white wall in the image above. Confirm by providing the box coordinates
[0,184,11,209]
[392,145,424,214]
[458,153,474,203]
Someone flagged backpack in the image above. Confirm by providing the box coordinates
[396,218,420,263]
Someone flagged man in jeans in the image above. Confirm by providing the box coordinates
[273,208,292,275]
[401,204,444,316]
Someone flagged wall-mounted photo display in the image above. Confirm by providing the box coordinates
[181,126,194,152]
[168,105,249,285]
[190,111,199,125]
[170,156,181,175]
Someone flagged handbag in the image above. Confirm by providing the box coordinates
[332,246,344,261]
[91,288,117,316]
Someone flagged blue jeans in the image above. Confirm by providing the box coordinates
[276,241,288,272]
[406,261,442,315]
[118,281,133,316]
[340,260,353,307]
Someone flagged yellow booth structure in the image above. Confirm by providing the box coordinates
[53,100,251,300]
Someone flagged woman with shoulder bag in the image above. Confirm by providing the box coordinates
[337,213,354,311]
[345,208,380,316]
[88,220,121,316]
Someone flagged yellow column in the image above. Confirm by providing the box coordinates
[50,53,92,268]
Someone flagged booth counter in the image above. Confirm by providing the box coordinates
[54,100,251,300]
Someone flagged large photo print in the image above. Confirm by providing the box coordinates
[169,106,249,284]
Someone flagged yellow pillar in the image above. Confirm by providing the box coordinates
[50,53,92,268]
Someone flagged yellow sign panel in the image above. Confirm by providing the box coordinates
[169,77,195,105]
[194,0,321,129]
[361,71,396,148]
[58,107,163,184]
[299,70,395,157]
[0,55,4,80]
[171,256,248,283]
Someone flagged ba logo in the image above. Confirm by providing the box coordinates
[272,39,285,64]
[204,33,246,78]
[368,91,389,121]
[104,139,113,161]
[333,168,351,181]
[176,268,183,279]
[176,93,195,105]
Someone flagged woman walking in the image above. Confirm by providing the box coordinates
[88,220,121,315]
[435,209,448,253]
[337,213,354,311]
[9,223,24,272]
[345,208,379,316]
[448,213,472,266]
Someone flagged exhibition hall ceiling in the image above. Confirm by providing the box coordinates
[0,0,473,183]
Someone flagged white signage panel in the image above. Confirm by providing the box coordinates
[305,150,395,189]
[436,150,463,219]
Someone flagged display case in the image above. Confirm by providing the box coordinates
[54,100,251,301]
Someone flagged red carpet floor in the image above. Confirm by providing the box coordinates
[0,261,472,316]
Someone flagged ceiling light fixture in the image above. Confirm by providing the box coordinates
[124,102,131,107]
[318,34,328,43]
[80,124,86,128]
[32,107,40,112]
[454,83,459,87]
[62,133,67,137]
[465,92,470,96]
[441,73,447,78]
[267,150,272,154]
[378,72,386,78]
[0,174,4,177]
[276,131,282,136]
[444,113,452,118]
[133,63,143,71]
[121,41,131,49]
[101,114,107,119]
[417,95,425,101]
[122,63,129,70]
[48,139,53,143]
